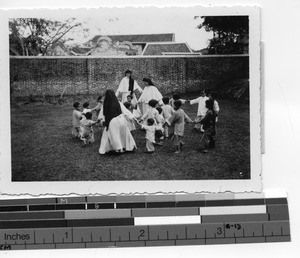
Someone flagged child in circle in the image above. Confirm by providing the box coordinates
[124,101,136,131]
[82,101,92,114]
[207,91,220,122]
[127,94,141,118]
[91,95,103,117]
[189,89,209,132]
[139,118,161,154]
[155,106,164,145]
[198,99,217,153]
[80,112,98,146]
[72,102,82,138]
[161,97,174,138]
[140,99,161,125]
[169,93,187,109]
[165,100,193,154]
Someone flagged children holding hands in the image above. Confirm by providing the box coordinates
[72,102,82,138]
[165,100,194,154]
[72,90,217,154]
[80,112,98,146]
[188,89,209,132]
[137,118,161,154]
[198,99,217,153]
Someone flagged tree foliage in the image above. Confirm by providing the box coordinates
[196,16,249,54]
[9,18,82,56]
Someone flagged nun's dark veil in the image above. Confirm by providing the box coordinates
[103,89,122,130]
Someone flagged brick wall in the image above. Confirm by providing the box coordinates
[10,55,249,97]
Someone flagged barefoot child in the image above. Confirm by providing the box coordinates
[198,99,217,153]
[139,118,160,154]
[161,97,174,138]
[72,102,82,138]
[189,89,209,132]
[155,106,164,145]
[165,100,193,154]
[80,112,98,146]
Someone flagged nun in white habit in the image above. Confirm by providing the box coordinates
[138,78,163,115]
[116,70,143,104]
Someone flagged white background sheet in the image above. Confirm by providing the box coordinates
[0,0,300,257]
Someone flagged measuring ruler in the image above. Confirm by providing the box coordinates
[0,192,291,250]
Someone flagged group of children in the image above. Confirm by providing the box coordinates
[72,89,220,154]
[72,95,103,146]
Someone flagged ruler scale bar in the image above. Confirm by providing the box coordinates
[0,194,291,249]
[0,221,290,250]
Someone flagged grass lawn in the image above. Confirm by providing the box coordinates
[10,94,250,181]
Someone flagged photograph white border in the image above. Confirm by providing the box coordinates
[0,6,261,195]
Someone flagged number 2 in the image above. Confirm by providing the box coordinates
[139,229,145,237]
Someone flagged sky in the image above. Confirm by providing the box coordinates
[47,7,214,50]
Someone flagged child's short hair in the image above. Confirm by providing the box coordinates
[97,95,102,101]
[147,118,155,126]
[84,112,93,119]
[173,93,180,100]
[127,95,133,100]
[148,99,158,108]
[83,102,90,108]
[73,102,80,109]
[173,99,182,109]
[205,99,214,110]
[156,106,162,114]
[124,101,131,109]
[162,97,169,105]
[200,89,206,95]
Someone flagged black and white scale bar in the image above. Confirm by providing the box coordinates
[0,221,290,250]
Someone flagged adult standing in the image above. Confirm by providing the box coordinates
[116,70,143,104]
[98,89,136,154]
[138,78,163,115]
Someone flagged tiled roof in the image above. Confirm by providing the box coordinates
[90,34,174,43]
[142,43,192,55]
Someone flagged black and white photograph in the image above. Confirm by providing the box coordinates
[0,6,261,194]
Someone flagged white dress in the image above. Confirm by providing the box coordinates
[98,102,136,154]
[115,77,143,104]
[138,85,163,114]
